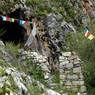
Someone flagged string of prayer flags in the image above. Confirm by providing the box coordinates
[0,15,32,25]
[84,27,94,40]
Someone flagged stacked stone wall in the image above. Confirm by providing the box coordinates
[59,52,86,94]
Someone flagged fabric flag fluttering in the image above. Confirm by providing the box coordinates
[19,20,25,25]
[25,23,37,47]
[88,34,94,40]
[32,23,37,37]
[9,18,15,22]
[2,16,9,21]
[84,27,94,40]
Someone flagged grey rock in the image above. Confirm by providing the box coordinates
[5,68,14,75]
[79,81,84,86]
[79,73,84,79]
[61,21,75,32]
[72,87,78,92]
[77,93,81,95]
[0,40,5,47]
[65,63,73,69]
[73,59,80,64]
[67,74,79,80]
[60,75,66,80]
[62,52,71,57]
[2,50,13,62]
[11,71,29,95]
[82,93,87,95]
[60,60,69,66]
[0,82,4,88]
[68,55,77,60]
[73,67,81,73]
[77,57,81,61]
[72,81,80,86]
[0,76,6,88]
[65,81,72,86]
[21,51,28,55]
[64,70,71,74]
[55,13,63,21]
[45,89,61,95]
[46,13,59,28]
[80,86,86,93]
[18,49,24,54]
[72,81,84,86]
[59,56,65,61]
[60,69,65,74]
[21,56,26,60]
[62,93,68,95]
[40,64,50,72]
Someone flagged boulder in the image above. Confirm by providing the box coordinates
[0,40,5,47]
[62,52,71,57]
[45,89,61,95]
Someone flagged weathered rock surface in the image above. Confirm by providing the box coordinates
[44,89,61,95]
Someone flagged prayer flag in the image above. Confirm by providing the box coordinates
[24,22,37,47]
[2,16,9,21]
[1,15,32,25]
[84,27,94,40]
[88,34,94,40]
[10,18,15,22]
[32,23,37,37]
[6,16,9,21]
[24,21,28,25]
[84,29,91,37]
[19,20,25,25]
[2,16,7,21]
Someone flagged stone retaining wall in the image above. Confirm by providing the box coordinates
[59,52,86,94]
[19,50,87,94]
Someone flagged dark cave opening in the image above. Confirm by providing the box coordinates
[0,8,28,45]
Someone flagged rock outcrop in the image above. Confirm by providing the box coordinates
[0,0,93,94]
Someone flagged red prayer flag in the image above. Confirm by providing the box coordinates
[6,16,9,21]
[24,21,28,25]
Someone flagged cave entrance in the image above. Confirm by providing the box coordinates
[0,8,28,45]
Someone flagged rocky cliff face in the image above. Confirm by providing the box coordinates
[1,0,95,94]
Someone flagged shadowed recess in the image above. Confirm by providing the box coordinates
[0,8,28,44]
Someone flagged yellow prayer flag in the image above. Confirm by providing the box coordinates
[88,34,94,40]
[11,18,15,22]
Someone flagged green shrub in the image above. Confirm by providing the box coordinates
[5,42,20,56]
